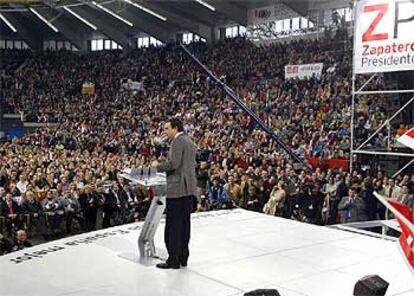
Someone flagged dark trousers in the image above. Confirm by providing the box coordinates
[102,208,115,229]
[84,208,97,232]
[165,196,192,267]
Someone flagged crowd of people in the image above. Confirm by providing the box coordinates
[0,36,413,256]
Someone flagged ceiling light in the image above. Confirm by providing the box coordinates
[195,0,215,11]
[123,0,167,21]
[91,1,133,27]
[63,6,98,30]
[29,8,59,32]
[0,12,17,32]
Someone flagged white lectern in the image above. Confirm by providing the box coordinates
[120,168,167,265]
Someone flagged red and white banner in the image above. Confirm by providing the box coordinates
[285,63,323,80]
[354,0,414,74]
[375,192,414,270]
[397,127,414,150]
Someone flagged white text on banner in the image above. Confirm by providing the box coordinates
[285,63,323,80]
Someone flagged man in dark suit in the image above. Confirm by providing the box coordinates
[78,185,104,232]
[338,187,367,223]
[102,184,118,228]
[0,193,22,236]
[153,117,197,269]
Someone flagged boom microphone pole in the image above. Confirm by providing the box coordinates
[179,43,311,171]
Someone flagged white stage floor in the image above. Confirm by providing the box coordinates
[0,209,413,296]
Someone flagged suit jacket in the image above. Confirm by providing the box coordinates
[0,200,20,217]
[20,200,43,216]
[103,192,118,211]
[338,195,367,223]
[157,133,197,198]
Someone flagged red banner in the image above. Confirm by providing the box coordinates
[307,157,349,171]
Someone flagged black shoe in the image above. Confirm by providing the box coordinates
[180,261,187,267]
[156,262,180,269]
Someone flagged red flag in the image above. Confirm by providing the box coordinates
[388,199,414,223]
[396,215,414,269]
[375,192,414,270]
[388,199,414,269]
[397,127,414,150]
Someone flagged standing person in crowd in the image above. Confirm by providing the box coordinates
[112,183,128,224]
[118,183,135,223]
[207,177,231,210]
[263,181,286,217]
[16,174,29,195]
[360,178,376,221]
[79,185,102,232]
[41,189,62,238]
[1,193,21,236]
[321,176,336,224]
[373,177,385,220]
[20,190,43,235]
[329,175,347,224]
[301,184,324,225]
[384,178,401,200]
[62,184,81,234]
[153,118,197,269]
[196,161,209,207]
[224,175,243,207]
[338,187,367,223]
[102,184,118,229]
[244,185,263,212]
[399,185,414,208]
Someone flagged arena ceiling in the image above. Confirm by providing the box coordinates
[0,0,349,50]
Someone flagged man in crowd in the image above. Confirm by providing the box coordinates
[338,187,367,223]
[12,229,32,252]
[0,193,21,236]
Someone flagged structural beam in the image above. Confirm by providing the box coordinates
[106,1,174,42]
[34,7,90,50]
[155,1,219,27]
[137,0,213,41]
[74,4,133,49]
[2,10,42,50]
[208,0,247,26]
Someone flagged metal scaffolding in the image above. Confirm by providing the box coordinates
[349,2,414,175]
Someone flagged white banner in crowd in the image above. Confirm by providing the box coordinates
[354,0,414,74]
[122,79,144,91]
[248,3,298,25]
[284,63,323,80]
